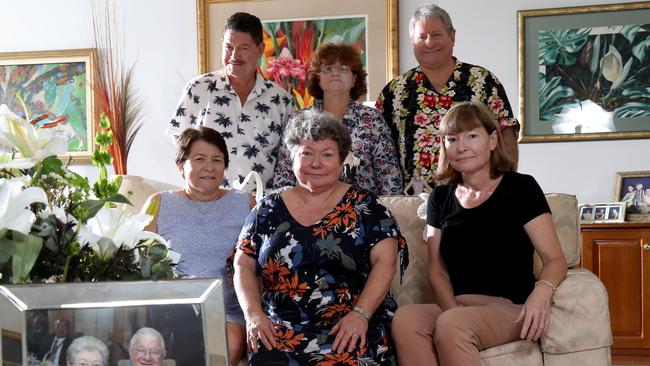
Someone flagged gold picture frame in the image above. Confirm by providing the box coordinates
[614,170,650,222]
[196,0,399,102]
[0,48,97,163]
[518,2,650,142]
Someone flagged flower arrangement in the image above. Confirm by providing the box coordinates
[0,104,175,284]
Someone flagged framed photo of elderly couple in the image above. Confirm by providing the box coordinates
[0,279,228,365]
[196,0,398,107]
[518,2,650,142]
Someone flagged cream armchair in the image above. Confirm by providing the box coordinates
[380,194,612,366]
[116,176,612,365]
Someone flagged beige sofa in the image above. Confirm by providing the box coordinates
[118,176,612,365]
[380,194,612,365]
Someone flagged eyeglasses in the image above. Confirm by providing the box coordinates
[135,347,164,359]
[320,65,351,74]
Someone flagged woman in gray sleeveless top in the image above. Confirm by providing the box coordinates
[142,127,254,365]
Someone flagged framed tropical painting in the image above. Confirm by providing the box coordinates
[0,49,96,162]
[518,2,650,142]
[196,0,398,108]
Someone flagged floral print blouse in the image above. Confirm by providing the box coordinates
[166,69,294,191]
[375,60,519,186]
[272,101,403,195]
[236,186,408,365]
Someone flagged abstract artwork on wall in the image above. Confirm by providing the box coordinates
[0,49,96,161]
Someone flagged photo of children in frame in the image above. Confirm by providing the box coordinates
[615,171,650,222]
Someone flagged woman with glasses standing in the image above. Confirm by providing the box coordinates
[272,43,403,195]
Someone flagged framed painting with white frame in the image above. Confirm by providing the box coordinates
[614,170,650,222]
[518,2,650,142]
[0,48,97,163]
[196,0,398,107]
[580,202,626,223]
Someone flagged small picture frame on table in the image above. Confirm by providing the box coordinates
[580,202,626,224]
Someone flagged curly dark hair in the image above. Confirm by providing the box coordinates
[307,43,368,100]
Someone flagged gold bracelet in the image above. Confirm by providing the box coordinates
[535,279,557,292]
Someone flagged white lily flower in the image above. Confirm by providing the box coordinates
[0,178,48,236]
[38,205,77,225]
[0,104,70,162]
[600,45,632,89]
[601,46,622,82]
[0,153,38,169]
[78,207,168,260]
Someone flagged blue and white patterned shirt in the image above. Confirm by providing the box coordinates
[273,100,403,195]
[166,69,294,191]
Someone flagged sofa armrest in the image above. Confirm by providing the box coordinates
[541,268,612,354]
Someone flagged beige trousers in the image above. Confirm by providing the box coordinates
[392,294,523,366]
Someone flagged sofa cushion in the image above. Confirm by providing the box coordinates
[479,340,543,365]
[380,195,436,306]
[116,175,180,214]
[543,193,580,268]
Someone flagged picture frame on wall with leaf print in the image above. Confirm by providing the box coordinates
[0,48,96,162]
[196,0,398,109]
[518,2,650,142]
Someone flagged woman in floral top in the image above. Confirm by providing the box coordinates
[234,111,408,365]
[273,43,403,195]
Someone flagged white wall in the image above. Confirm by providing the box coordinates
[1,0,647,203]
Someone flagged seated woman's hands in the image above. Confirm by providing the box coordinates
[246,310,277,353]
[516,283,554,342]
[330,310,368,354]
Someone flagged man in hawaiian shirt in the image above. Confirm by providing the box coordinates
[376,3,519,188]
[167,12,294,191]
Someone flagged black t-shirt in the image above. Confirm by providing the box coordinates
[427,171,551,304]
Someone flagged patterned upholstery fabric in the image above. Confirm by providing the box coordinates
[479,340,542,365]
[119,177,612,365]
[379,195,435,306]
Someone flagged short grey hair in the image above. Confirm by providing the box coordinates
[283,110,352,164]
[409,3,455,39]
[129,327,166,354]
[66,336,109,366]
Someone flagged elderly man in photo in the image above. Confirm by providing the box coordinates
[376,3,519,189]
[167,12,294,192]
[128,327,166,366]
[41,318,74,366]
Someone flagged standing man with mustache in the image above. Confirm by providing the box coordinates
[167,12,294,192]
[375,3,519,190]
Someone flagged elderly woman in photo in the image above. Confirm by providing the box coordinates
[65,336,108,366]
[273,43,403,195]
[234,110,408,365]
[143,127,254,364]
[392,101,567,365]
